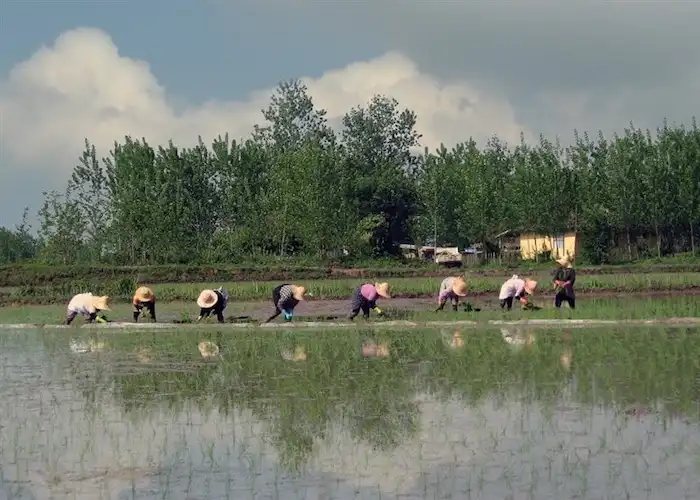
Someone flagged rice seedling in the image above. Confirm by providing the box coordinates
[4,272,700,306]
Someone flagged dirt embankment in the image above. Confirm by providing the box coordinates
[2,262,700,288]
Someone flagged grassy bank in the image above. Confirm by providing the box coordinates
[2,257,700,288]
[2,272,700,306]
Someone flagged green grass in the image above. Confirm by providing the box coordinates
[3,272,700,306]
[2,295,699,325]
[2,254,700,287]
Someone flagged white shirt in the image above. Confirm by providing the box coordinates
[67,293,97,315]
[498,275,526,300]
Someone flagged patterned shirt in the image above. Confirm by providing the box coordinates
[276,284,296,309]
[215,288,229,310]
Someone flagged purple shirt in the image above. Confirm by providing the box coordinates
[360,284,379,301]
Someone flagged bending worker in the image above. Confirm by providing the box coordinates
[349,282,391,320]
[435,276,468,312]
[132,286,156,322]
[498,275,538,310]
[66,293,111,325]
[264,283,307,323]
[196,287,229,323]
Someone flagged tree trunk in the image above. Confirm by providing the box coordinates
[533,235,538,262]
[626,229,632,261]
[691,224,696,256]
[655,224,661,258]
[280,200,288,257]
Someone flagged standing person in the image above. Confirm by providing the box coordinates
[435,276,468,312]
[498,275,538,310]
[132,286,156,322]
[348,282,391,321]
[553,255,576,309]
[196,287,229,323]
[65,293,111,325]
[264,284,307,323]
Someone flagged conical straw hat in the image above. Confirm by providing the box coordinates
[197,289,219,308]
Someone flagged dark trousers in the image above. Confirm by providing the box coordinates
[555,292,575,309]
[66,310,98,325]
[66,309,106,325]
[436,299,459,312]
[500,297,514,310]
[200,305,225,323]
[349,290,376,320]
[133,301,156,322]
[265,285,299,323]
[199,290,227,323]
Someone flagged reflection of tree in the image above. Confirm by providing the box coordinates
[64,327,700,472]
[344,399,420,452]
[570,327,700,419]
[211,334,423,471]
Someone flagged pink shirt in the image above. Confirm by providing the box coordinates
[360,284,379,301]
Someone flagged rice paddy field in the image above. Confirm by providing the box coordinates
[1,324,700,499]
[1,295,700,326]
[2,266,700,499]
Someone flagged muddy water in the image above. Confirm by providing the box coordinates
[1,327,700,499]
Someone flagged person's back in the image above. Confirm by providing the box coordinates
[499,276,524,299]
[68,293,95,314]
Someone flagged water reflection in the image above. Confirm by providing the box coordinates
[1,327,699,499]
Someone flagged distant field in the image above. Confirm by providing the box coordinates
[2,258,700,288]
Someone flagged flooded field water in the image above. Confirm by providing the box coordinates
[1,326,700,499]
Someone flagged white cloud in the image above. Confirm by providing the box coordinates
[0,27,531,226]
[0,27,527,181]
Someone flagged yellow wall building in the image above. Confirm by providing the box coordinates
[519,232,580,261]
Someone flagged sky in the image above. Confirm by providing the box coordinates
[1,0,700,228]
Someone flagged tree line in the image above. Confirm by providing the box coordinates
[1,80,699,266]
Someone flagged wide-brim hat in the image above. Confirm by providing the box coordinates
[452,277,468,297]
[524,279,538,295]
[198,341,220,358]
[375,282,391,299]
[133,286,155,303]
[292,285,306,301]
[197,289,219,308]
[556,255,573,268]
[92,295,111,311]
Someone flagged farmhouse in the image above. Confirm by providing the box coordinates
[519,231,580,261]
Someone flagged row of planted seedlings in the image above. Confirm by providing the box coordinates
[5,260,700,287]
[6,273,700,306]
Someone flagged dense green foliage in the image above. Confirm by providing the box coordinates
[3,80,700,265]
[0,209,38,265]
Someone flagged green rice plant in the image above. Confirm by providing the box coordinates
[5,271,700,306]
[4,259,700,287]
